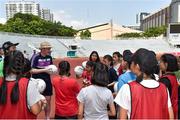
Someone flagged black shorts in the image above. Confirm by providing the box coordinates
[42,78,53,96]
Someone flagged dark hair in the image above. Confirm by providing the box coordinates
[150,51,160,74]
[160,54,179,72]
[58,61,71,76]
[91,62,109,87]
[89,51,100,62]
[113,51,122,58]
[103,55,113,66]
[86,61,95,68]
[0,50,25,104]
[131,48,158,83]
[22,58,31,78]
[123,50,133,68]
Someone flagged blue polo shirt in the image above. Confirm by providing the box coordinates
[117,70,136,91]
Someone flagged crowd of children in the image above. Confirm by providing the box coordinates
[0,41,179,119]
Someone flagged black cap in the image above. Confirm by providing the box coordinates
[123,50,133,63]
[2,41,19,51]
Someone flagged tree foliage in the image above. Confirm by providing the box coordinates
[0,13,77,36]
[116,26,167,38]
[143,26,167,37]
[116,32,142,38]
[80,29,91,39]
[0,24,4,31]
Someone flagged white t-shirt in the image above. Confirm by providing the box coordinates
[114,79,172,118]
[6,75,43,107]
[77,85,114,120]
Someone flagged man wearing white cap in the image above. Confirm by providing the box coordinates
[30,41,53,119]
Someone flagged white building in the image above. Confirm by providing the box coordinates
[6,0,41,20]
[41,9,54,22]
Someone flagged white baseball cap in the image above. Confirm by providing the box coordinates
[74,66,84,76]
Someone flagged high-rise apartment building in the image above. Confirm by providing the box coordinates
[41,9,54,22]
[6,0,41,20]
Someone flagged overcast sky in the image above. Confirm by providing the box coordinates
[0,0,171,29]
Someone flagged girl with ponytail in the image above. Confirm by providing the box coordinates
[159,54,179,119]
[114,48,174,119]
[52,61,80,119]
[0,50,46,119]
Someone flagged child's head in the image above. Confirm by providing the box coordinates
[0,50,25,104]
[74,66,84,78]
[103,55,113,67]
[91,62,109,87]
[89,51,100,62]
[122,50,133,69]
[58,61,71,76]
[113,51,122,63]
[130,48,158,83]
[4,50,25,75]
[85,61,95,73]
[159,54,178,73]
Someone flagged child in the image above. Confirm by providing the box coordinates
[0,50,46,119]
[112,51,123,76]
[103,55,118,93]
[159,54,179,119]
[77,62,115,119]
[52,61,80,119]
[117,50,136,91]
[82,61,95,85]
[115,48,173,119]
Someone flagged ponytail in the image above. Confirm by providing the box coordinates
[11,75,20,104]
[0,59,8,104]
[0,79,7,104]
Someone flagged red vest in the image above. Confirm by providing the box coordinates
[161,73,178,119]
[117,65,123,76]
[0,78,36,119]
[129,81,169,119]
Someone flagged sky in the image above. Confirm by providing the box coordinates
[0,0,171,29]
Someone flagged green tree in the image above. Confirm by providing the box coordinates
[116,32,142,38]
[116,26,167,38]
[0,24,4,31]
[143,26,167,37]
[26,20,45,35]
[80,29,91,39]
[3,18,28,33]
[1,13,77,37]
